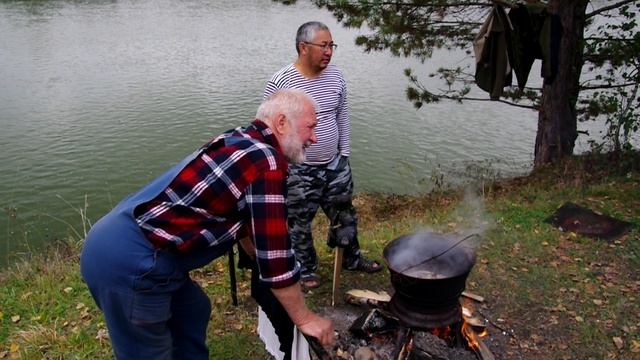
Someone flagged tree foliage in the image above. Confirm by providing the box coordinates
[277,0,639,154]
[580,1,640,151]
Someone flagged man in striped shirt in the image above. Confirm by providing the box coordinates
[264,21,382,290]
[80,90,334,359]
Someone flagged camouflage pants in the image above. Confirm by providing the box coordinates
[287,155,362,278]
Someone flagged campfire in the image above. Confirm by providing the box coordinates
[320,291,495,360]
[315,231,496,360]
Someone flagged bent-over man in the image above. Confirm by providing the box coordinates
[80,89,334,359]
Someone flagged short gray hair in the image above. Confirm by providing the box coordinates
[256,89,317,126]
[295,21,329,54]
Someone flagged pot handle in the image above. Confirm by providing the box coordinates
[399,233,481,273]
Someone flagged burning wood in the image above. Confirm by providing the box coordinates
[326,252,494,360]
[408,331,476,360]
[349,309,400,339]
[323,303,497,360]
[462,322,495,360]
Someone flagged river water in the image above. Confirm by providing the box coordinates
[0,0,608,263]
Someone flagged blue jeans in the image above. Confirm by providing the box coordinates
[81,148,232,359]
[81,210,224,359]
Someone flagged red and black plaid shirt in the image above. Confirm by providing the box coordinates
[134,120,299,288]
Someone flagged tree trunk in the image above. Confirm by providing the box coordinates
[534,0,588,168]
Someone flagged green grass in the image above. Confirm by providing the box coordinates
[1,152,639,359]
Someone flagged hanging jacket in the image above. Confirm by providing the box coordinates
[474,5,514,100]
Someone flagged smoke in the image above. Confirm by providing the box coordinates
[384,186,494,278]
[449,186,494,242]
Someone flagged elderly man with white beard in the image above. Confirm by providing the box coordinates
[80,89,334,359]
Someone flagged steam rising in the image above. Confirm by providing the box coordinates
[384,186,494,278]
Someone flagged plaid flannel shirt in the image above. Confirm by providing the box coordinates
[134,120,300,288]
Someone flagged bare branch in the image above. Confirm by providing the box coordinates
[580,82,638,91]
[438,94,538,109]
[586,0,636,19]
[585,37,636,42]
[337,1,491,8]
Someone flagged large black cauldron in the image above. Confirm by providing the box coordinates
[383,231,477,310]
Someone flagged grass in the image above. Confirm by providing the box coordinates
[0,152,638,359]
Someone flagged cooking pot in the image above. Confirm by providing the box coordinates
[383,231,477,309]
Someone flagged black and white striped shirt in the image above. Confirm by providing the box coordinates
[264,64,350,165]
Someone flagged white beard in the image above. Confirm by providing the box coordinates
[282,130,308,164]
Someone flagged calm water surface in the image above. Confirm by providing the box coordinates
[0,0,608,263]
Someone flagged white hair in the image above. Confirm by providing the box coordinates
[256,89,317,126]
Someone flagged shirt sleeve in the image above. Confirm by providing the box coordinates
[263,76,280,100]
[337,75,350,157]
[246,169,300,288]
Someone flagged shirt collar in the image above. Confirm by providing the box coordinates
[249,119,282,153]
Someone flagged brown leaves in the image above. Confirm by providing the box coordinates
[612,337,624,350]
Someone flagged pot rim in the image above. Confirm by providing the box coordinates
[383,231,477,279]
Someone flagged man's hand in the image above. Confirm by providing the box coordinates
[296,311,334,346]
[271,283,335,346]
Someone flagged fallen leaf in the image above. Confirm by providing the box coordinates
[612,337,624,350]
[80,308,90,319]
[575,316,584,322]
[11,315,20,323]
[0,351,7,358]
[593,299,603,306]
[76,303,86,310]
[95,329,109,341]
[63,287,73,293]
[9,343,19,353]
[630,339,640,353]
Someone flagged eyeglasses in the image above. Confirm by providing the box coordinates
[303,42,338,51]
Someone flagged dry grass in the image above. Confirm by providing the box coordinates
[0,152,638,359]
